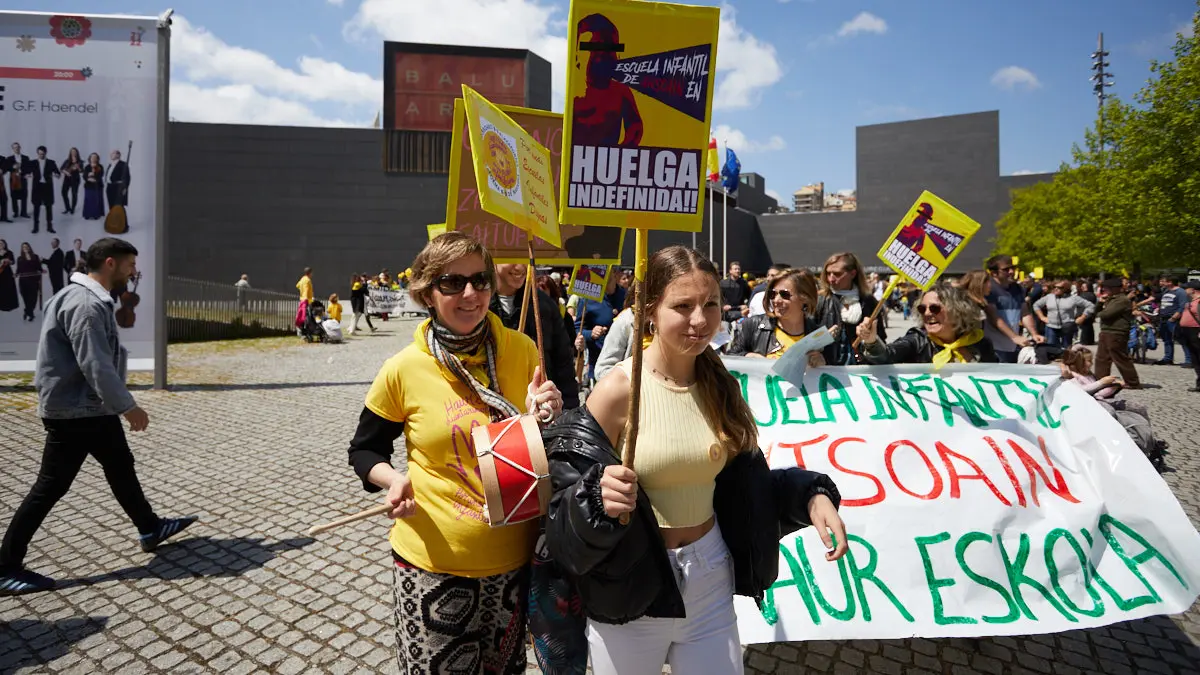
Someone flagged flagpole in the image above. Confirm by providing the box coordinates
[708,183,714,259]
[722,139,728,275]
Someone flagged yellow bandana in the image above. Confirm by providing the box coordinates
[929,329,984,370]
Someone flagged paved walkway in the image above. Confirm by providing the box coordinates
[0,316,1197,674]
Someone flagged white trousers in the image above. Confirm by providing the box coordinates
[587,522,743,675]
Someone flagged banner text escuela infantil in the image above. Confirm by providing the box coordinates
[724,360,1200,642]
[559,0,719,232]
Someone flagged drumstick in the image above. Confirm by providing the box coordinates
[307,503,390,536]
[618,231,649,525]
[574,299,588,384]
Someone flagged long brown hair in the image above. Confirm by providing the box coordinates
[819,252,871,297]
[641,246,758,454]
[957,270,991,308]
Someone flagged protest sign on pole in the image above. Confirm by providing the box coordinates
[559,0,720,233]
[723,359,1200,642]
[446,100,625,264]
[878,191,981,291]
[568,264,611,303]
[461,84,560,248]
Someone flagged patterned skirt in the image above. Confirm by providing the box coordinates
[392,558,530,675]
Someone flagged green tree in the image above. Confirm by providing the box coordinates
[996,7,1199,274]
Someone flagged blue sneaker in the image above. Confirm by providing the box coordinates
[0,569,56,596]
[139,516,198,553]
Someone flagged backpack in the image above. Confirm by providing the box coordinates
[1106,406,1167,472]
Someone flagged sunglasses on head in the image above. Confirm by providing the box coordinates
[917,303,943,315]
[434,272,492,295]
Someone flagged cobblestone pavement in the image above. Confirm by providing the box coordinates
[1,315,1197,675]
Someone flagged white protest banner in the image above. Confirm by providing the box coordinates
[724,359,1200,642]
[365,287,427,317]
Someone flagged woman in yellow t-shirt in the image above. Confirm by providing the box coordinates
[727,268,825,368]
[326,294,342,323]
[347,232,563,673]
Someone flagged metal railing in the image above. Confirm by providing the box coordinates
[167,276,297,343]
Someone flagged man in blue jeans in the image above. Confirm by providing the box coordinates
[0,238,197,596]
[1155,275,1191,366]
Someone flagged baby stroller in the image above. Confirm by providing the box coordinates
[302,300,328,343]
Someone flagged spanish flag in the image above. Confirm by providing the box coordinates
[706,138,719,182]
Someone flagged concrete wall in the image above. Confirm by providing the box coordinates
[759,112,1053,274]
[168,123,447,296]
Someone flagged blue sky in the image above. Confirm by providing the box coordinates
[5,0,1195,203]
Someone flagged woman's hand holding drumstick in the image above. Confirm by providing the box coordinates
[600,465,638,519]
[526,366,563,424]
[369,462,417,519]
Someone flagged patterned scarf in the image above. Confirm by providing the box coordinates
[929,329,985,370]
[426,318,520,422]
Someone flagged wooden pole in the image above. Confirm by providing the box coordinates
[517,266,534,334]
[526,241,548,378]
[618,229,649,525]
[307,503,390,536]
[850,275,903,350]
[574,298,589,384]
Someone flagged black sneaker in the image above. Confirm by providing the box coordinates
[139,516,198,553]
[0,569,56,596]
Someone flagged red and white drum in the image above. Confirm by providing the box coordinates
[473,415,551,527]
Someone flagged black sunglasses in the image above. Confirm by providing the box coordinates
[435,272,492,295]
[917,303,943,315]
[769,289,793,301]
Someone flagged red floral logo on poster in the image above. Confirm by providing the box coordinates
[49,15,92,48]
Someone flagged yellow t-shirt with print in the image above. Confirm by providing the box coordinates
[364,313,539,577]
[328,303,342,323]
[296,276,313,303]
[770,327,804,359]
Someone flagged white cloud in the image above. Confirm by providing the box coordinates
[327,0,345,5]
[991,66,1041,92]
[344,0,568,110]
[713,124,786,153]
[837,12,888,37]
[1011,169,1036,176]
[714,5,784,110]
[168,15,378,127]
[343,1,781,114]
[765,188,782,202]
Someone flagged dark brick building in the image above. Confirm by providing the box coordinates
[165,110,1052,293]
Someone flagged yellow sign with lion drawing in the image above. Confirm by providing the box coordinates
[462,85,561,248]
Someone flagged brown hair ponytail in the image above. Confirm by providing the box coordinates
[642,246,759,455]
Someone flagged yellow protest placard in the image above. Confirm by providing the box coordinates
[877,191,981,290]
[446,99,627,265]
[568,264,611,303]
[558,0,720,233]
[461,84,561,248]
[427,223,447,241]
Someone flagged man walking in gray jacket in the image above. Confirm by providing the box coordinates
[0,238,196,596]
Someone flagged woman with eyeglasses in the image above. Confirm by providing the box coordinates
[346,232,563,673]
[856,281,998,366]
[728,268,824,367]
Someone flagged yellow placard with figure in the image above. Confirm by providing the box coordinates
[877,191,981,290]
[427,223,447,241]
[568,264,611,303]
[559,0,720,233]
[462,85,561,248]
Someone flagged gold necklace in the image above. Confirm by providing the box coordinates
[650,367,694,387]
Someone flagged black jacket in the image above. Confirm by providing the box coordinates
[728,314,820,357]
[543,406,841,625]
[861,326,998,364]
[815,293,885,365]
[490,286,580,410]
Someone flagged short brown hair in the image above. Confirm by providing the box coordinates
[409,231,495,309]
[767,268,818,318]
